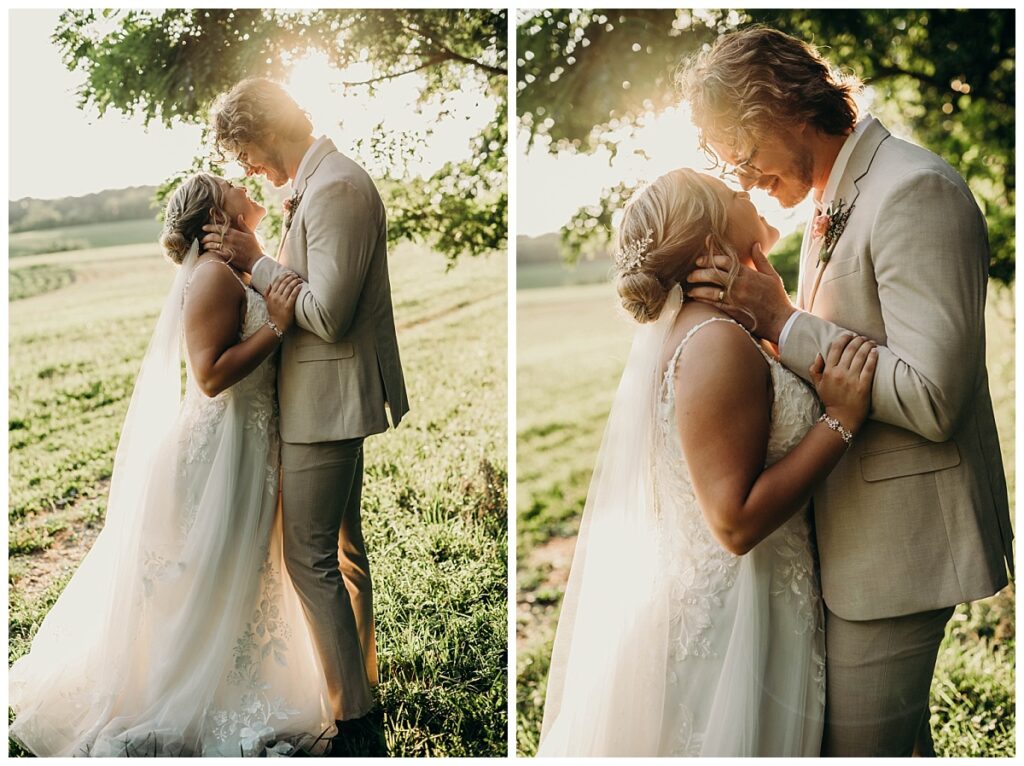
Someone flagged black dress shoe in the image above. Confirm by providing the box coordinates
[329,712,388,757]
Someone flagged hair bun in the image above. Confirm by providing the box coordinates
[617,270,669,324]
[159,229,191,265]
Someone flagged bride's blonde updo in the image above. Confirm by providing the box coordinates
[159,173,231,264]
[614,168,742,323]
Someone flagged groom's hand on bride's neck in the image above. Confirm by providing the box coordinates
[202,215,264,273]
[685,242,795,344]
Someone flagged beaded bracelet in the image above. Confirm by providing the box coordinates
[818,412,854,446]
[265,319,284,339]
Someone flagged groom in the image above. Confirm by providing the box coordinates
[205,78,409,746]
[680,28,1013,756]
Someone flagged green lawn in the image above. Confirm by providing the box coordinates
[8,241,508,757]
[8,217,162,258]
[516,280,1015,757]
[516,258,613,290]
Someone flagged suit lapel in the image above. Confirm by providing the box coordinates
[295,138,338,196]
[806,120,890,312]
[275,138,340,265]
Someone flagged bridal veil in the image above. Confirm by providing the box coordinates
[539,284,683,755]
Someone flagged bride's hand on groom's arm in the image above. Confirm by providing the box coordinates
[809,333,878,434]
[202,215,264,273]
[266,273,303,334]
[685,243,796,344]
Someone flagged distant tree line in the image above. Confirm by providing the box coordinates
[9,186,158,233]
[517,233,568,264]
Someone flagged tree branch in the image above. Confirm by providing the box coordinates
[437,47,505,76]
[340,54,450,86]
[403,18,506,77]
[340,48,504,88]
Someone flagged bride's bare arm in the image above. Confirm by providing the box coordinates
[184,265,302,397]
[676,325,876,556]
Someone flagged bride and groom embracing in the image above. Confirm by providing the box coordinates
[10,78,409,756]
[539,27,1013,757]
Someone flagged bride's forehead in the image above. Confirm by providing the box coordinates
[699,175,729,197]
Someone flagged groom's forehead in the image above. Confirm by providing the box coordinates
[705,123,774,164]
[706,138,742,165]
[699,121,753,163]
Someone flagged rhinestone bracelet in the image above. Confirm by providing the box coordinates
[265,319,284,339]
[818,412,854,446]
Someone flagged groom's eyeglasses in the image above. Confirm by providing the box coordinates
[718,147,763,187]
[235,151,256,175]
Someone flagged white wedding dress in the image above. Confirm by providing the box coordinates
[654,317,825,755]
[540,289,826,756]
[9,251,335,757]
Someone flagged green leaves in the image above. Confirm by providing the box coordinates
[54,9,508,260]
[517,10,1014,284]
[386,113,507,266]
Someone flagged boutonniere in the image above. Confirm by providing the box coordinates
[813,198,854,264]
[284,189,303,230]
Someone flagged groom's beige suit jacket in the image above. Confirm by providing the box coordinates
[252,139,409,443]
[781,118,1013,621]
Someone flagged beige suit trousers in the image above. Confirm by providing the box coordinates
[822,604,955,756]
[281,438,376,721]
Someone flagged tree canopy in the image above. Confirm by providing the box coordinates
[55,8,507,263]
[518,9,1014,284]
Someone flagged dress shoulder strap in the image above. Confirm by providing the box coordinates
[663,316,772,395]
[186,258,247,293]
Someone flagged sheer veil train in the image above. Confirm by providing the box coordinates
[539,285,683,755]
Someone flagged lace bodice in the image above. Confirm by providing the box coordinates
[180,263,278,463]
[658,317,822,469]
[654,316,824,663]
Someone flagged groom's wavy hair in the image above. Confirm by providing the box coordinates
[615,169,750,326]
[210,78,313,161]
[677,26,862,165]
[159,173,231,264]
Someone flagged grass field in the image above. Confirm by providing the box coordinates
[516,280,1015,757]
[8,240,508,757]
[516,259,613,290]
[8,217,162,258]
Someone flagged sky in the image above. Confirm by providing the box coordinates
[8,9,494,201]
[9,10,204,200]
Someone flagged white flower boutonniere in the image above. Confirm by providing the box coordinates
[813,198,854,264]
[284,189,303,230]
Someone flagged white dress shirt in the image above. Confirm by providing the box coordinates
[779,117,872,349]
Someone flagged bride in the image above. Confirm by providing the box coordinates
[538,168,878,756]
[9,173,337,756]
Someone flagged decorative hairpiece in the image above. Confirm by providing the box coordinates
[615,228,654,273]
[164,209,180,231]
